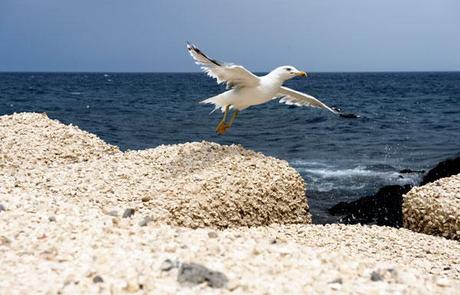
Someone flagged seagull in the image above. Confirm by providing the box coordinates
[187,42,345,135]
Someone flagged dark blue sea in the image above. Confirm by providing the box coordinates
[1,72,459,223]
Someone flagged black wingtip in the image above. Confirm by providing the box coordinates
[339,112,360,119]
[332,106,359,118]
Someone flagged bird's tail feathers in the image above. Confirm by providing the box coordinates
[200,95,230,113]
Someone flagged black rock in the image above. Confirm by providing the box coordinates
[177,262,228,288]
[328,185,413,227]
[122,208,135,218]
[421,156,460,185]
[0,204,5,212]
[93,275,104,283]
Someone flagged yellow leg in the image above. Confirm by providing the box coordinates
[216,108,239,135]
[227,110,239,127]
[215,105,230,134]
[222,105,229,121]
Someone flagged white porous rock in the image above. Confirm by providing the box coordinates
[3,141,311,228]
[0,112,120,174]
[1,197,459,295]
[403,174,460,240]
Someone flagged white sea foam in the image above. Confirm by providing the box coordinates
[301,166,399,179]
[291,160,422,192]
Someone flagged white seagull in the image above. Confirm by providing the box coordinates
[187,42,342,135]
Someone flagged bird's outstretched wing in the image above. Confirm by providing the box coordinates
[187,42,259,88]
[276,86,339,114]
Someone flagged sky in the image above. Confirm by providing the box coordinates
[1,0,459,72]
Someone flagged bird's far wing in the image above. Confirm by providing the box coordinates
[276,86,339,114]
[187,42,259,88]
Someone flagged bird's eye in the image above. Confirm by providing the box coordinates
[286,68,292,71]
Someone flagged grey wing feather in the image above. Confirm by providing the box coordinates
[187,42,259,88]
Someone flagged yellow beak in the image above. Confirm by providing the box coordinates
[296,71,307,77]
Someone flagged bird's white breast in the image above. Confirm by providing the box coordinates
[225,75,284,110]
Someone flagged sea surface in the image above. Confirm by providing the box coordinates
[1,72,459,223]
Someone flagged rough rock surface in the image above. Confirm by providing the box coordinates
[0,112,120,173]
[1,113,310,228]
[0,192,459,294]
[403,174,460,240]
[3,142,310,228]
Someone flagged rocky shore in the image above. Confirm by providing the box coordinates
[1,113,459,294]
[329,156,460,229]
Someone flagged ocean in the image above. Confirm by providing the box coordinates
[1,72,459,223]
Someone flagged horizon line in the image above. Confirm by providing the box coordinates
[1,70,460,74]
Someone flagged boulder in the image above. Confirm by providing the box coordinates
[0,112,311,228]
[328,185,412,227]
[403,174,460,240]
[0,112,120,173]
[2,142,311,227]
[420,156,460,185]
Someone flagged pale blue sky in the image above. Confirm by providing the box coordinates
[1,0,459,72]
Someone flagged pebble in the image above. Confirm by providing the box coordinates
[370,271,383,281]
[177,262,228,288]
[329,278,343,284]
[0,236,11,245]
[141,196,151,202]
[106,210,118,217]
[207,231,218,239]
[160,259,176,272]
[436,277,450,287]
[92,275,104,283]
[138,216,152,227]
[122,209,135,218]
[0,204,5,212]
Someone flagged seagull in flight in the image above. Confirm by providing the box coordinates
[187,42,346,135]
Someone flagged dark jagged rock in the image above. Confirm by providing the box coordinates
[421,156,460,185]
[329,155,460,227]
[329,185,412,227]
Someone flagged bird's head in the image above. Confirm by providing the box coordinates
[270,66,307,81]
